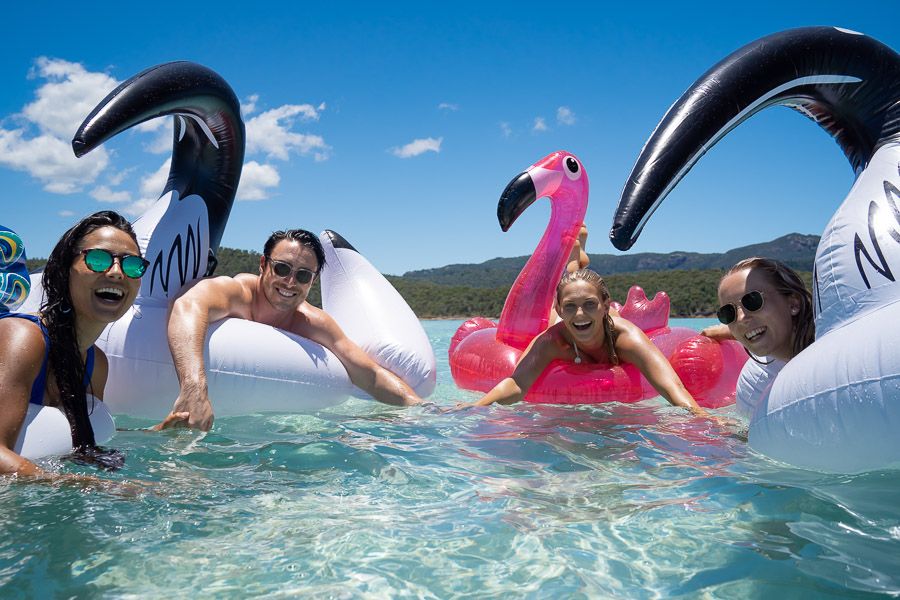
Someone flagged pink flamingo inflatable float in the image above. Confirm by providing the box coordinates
[448,151,746,408]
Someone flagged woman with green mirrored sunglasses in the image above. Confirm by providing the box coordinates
[81,248,150,279]
[0,211,144,486]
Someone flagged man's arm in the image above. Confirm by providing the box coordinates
[302,308,423,406]
[156,276,250,430]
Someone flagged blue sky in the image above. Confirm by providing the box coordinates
[1,2,896,275]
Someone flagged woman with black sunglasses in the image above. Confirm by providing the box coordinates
[0,211,147,477]
[702,257,814,414]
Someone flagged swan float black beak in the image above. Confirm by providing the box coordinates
[610,26,900,251]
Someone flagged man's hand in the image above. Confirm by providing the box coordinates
[150,411,191,431]
[152,390,214,431]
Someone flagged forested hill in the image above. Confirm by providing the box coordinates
[401,233,819,288]
[23,232,818,318]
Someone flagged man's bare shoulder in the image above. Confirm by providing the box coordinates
[174,274,255,315]
[289,302,341,341]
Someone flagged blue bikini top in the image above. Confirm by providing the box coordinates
[0,312,95,405]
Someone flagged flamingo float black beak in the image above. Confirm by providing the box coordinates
[497,171,537,232]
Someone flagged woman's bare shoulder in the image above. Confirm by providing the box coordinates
[0,316,47,378]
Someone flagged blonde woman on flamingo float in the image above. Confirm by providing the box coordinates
[449,151,747,409]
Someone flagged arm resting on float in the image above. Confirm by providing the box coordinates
[311,310,422,406]
[615,321,705,415]
[474,335,553,406]
[161,276,250,430]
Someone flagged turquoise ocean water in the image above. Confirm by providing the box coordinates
[2,318,899,598]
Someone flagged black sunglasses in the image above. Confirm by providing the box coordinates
[81,248,149,279]
[716,290,764,324]
[267,258,315,284]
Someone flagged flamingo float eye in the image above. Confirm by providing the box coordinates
[564,156,582,180]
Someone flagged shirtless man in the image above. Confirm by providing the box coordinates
[155,229,422,430]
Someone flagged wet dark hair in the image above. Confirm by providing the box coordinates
[723,257,815,360]
[263,229,326,274]
[556,268,619,365]
[41,210,139,469]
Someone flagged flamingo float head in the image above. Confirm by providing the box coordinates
[496,151,590,349]
[498,152,589,232]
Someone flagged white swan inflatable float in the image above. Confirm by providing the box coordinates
[20,61,435,426]
[610,27,900,473]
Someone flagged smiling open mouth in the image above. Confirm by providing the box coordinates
[745,326,766,342]
[276,288,297,298]
[572,321,592,331]
[95,287,125,302]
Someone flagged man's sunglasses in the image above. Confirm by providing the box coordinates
[267,258,315,284]
[716,290,764,325]
[81,248,149,279]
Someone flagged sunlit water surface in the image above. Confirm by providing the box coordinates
[2,319,899,598]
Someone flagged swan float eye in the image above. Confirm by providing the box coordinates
[564,156,582,180]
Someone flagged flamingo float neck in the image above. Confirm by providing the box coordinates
[496,157,588,350]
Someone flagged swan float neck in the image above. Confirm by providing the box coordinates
[610,26,900,253]
[73,61,245,302]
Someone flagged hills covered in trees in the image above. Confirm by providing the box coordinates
[24,233,817,318]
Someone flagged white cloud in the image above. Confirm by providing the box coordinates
[121,198,157,217]
[236,161,280,201]
[532,117,548,132]
[241,94,260,117]
[115,159,172,217]
[438,102,459,111]
[140,159,171,200]
[106,167,135,187]
[390,137,443,158]
[499,122,512,138]
[245,103,330,161]
[0,128,108,193]
[140,118,174,154]
[0,58,117,193]
[23,57,119,138]
[90,185,131,203]
[0,59,322,212]
[135,118,167,133]
[58,210,75,217]
[557,106,576,126]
